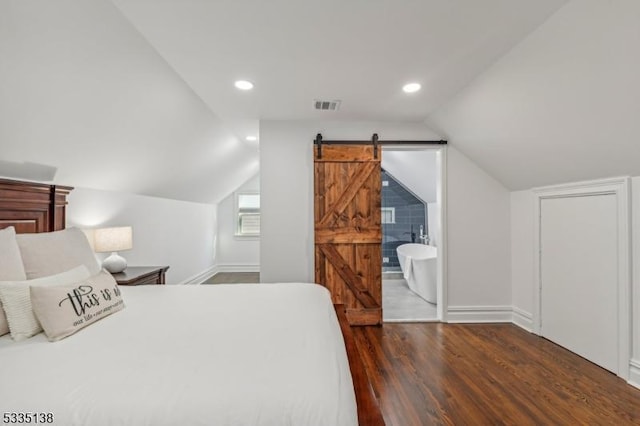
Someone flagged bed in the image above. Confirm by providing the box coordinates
[0,178,384,426]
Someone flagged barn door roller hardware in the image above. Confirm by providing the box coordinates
[372,133,379,159]
[315,133,323,159]
[313,133,447,159]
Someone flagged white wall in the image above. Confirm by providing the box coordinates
[260,120,512,319]
[446,147,511,315]
[215,173,260,270]
[510,190,535,330]
[67,187,216,284]
[260,121,443,283]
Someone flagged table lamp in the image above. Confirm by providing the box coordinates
[94,226,133,273]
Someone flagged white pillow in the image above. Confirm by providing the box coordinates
[0,226,27,336]
[0,226,26,281]
[16,227,101,279]
[0,266,91,341]
[31,271,125,342]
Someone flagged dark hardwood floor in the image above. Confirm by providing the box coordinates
[202,272,260,284]
[354,323,640,425]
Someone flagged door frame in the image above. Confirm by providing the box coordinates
[532,176,631,380]
[381,145,448,322]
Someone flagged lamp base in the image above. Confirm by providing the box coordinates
[103,252,127,273]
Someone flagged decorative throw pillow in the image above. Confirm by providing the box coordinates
[30,271,125,342]
[16,227,101,279]
[0,266,91,341]
[0,226,27,336]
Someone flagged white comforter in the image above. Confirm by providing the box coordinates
[0,283,357,426]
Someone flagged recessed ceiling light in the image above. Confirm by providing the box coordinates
[246,135,258,142]
[402,82,421,93]
[234,80,254,90]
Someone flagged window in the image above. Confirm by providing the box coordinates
[236,192,260,237]
[381,207,395,224]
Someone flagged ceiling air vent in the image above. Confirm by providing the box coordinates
[313,100,341,111]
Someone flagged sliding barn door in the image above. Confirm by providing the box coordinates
[314,145,382,325]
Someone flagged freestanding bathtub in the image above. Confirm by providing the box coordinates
[397,243,437,304]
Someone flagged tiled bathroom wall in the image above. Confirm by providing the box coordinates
[381,170,427,269]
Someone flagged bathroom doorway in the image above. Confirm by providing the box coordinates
[381,146,445,322]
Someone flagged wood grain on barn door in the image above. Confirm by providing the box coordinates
[314,145,382,326]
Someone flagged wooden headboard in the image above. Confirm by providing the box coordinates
[0,178,73,234]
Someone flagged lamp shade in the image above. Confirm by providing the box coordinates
[94,226,133,253]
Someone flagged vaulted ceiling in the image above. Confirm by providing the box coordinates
[112,0,566,127]
[427,0,640,190]
[0,0,572,203]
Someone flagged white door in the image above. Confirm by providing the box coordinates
[540,194,618,373]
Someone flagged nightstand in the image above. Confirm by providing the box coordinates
[112,266,169,286]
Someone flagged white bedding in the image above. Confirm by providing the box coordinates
[0,283,357,426]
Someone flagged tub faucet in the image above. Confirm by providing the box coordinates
[419,225,430,245]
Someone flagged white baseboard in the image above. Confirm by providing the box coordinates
[178,265,218,285]
[512,307,533,332]
[215,264,260,273]
[446,305,513,323]
[629,359,640,390]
